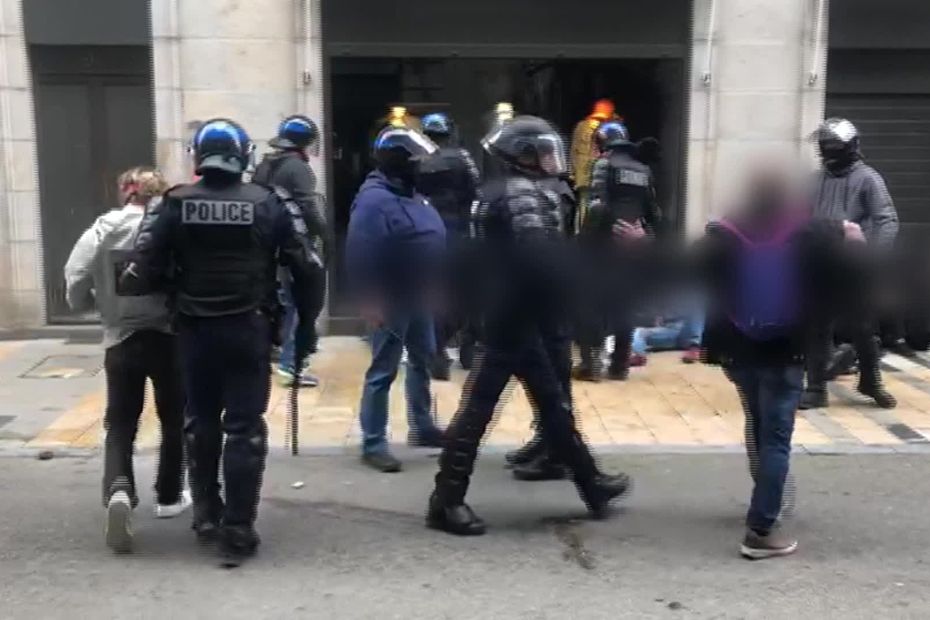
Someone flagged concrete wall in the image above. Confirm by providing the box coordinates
[0,0,42,326]
[151,0,305,183]
[686,0,828,237]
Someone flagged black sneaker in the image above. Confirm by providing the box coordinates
[798,388,828,410]
[512,454,568,481]
[740,528,798,560]
[426,492,486,536]
[858,384,897,409]
[504,436,546,467]
[582,472,632,518]
[362,451,403,473]
[104,490,134,554]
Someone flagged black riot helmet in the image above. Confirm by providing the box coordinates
[481,115,568,178]
[373,126,439,183]
[271,114,319,154]
[813,117,861,172]
[595,120,631,151]
[190,118,254,176]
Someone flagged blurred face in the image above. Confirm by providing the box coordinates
[119,182,138,205]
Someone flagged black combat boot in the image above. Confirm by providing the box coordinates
[429,420,487,536]
[580,473,633,519]
[504,431,546,466]
[857,332,897,409]
[606,362,629,381]
[426,491,486,536]
[857,382,897,409]
[512,452,568,481]
[219,523,260,565]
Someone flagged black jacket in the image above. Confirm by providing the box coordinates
[698,216,846,367]
[474,174,573,345]
[253,149,330,259]
[416,147,480,239]
[120,178,323,321]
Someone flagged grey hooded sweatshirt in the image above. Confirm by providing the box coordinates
[811,160,899,249]
[64,200,173,349]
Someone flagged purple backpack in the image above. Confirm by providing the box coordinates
[716,217,804,341]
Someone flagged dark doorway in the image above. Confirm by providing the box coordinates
[328,57,684,324]
[30,45,155,322]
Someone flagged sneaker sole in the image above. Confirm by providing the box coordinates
[106,502,132,553]
[740,541,798,560]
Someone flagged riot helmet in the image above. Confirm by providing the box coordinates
[190,118,254,176]
[422,112,453,138]
[813,117,861,172]
[270,114,319,155]
[373,126,438,183]
[481,115,567,178]
[595,120,631,151]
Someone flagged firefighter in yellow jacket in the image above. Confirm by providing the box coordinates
[570,99,621,231]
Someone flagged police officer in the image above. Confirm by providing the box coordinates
[417,112,482,379]
[120,118,323,561]
[427,116,630,536]
[253,115,329,387]
[801,118,898,410]
[574,120,663,381]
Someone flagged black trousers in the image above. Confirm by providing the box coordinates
[178,311,271,527]
[102,330,185,507]
[434,334,600,505]
[806,316,883,391]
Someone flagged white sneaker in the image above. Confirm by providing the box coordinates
[155,488,193,519]
[105,490,133,553]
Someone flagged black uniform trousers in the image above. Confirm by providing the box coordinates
[435,332,599,505]
[102,330,185,507]
[178,311,271,527]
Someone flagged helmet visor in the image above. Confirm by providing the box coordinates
[535,132,568,176]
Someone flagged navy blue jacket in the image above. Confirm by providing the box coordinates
[346,171,445,302]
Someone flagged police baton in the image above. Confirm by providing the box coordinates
[288,343,309,456]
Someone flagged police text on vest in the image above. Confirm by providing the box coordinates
[182,200,255,225]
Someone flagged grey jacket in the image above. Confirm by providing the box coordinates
[811,161,899,248]
[64,202,173,349]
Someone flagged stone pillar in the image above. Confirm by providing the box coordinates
[0,0,42,326]
[151,0,298,184]
[686,0,828,237]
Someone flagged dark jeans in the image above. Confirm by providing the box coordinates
[727,364,804,533]
[359,303,439,454]
[102,330,184,507]
[178,311,271,527]
[435,335,600,505]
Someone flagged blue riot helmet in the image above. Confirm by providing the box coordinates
[190,118,254,175]
[271,114,320,155]
[373,126,438,183]
[422,112,454,141]
[595,120,631,151]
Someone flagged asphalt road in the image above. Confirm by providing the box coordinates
[2,449,930,619]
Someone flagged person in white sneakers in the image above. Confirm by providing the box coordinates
[65,167,191,553]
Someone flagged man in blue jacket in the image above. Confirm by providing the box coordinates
[347,126,447,472]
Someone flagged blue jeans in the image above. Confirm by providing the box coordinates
[726,364,804,533]
[278,283,299,371]
[359,304,439,455]
[631,310,705,355]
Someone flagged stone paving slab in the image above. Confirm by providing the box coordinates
[4,336,930,454]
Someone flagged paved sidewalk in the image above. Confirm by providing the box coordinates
[3,336,930,454]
